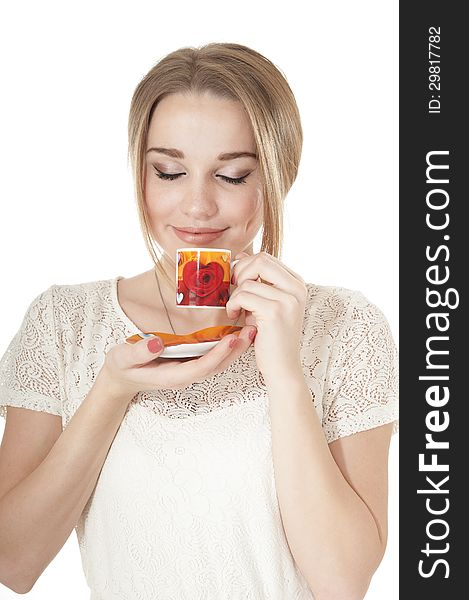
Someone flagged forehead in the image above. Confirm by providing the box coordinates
[147,92,256,152]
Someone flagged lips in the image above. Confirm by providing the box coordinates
[174,227,226,233]
[172,226,227,244]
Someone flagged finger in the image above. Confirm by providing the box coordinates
[231,253,253,284]
[234,252,303,287]
[229,278,282,303]
[226,288,284,320]
[233,250,303,282]
[125,335,166,367]
[211,325,257,373]
[232,252,304,294]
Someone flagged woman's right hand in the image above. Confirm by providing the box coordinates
[99,325,257,401]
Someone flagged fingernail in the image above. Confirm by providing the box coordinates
[248,328,257,341]
[148,337,163,353]
[229,336,238,349]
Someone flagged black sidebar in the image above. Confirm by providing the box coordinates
[400,2,466,598]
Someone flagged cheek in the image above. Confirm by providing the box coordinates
[246,188,263,225]
[144,180,175,219]
[228,191,260,217]
[230,189,263,233]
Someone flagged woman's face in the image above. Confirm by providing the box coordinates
[144,91,263,262]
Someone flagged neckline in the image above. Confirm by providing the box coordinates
[111,275,145,335]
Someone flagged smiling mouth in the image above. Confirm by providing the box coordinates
[173,227,228,234]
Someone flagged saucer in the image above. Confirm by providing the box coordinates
[158,340,218,359]
[124,329,239,359]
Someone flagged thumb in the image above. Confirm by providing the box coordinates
[146,335,164,354]
[130,334,165,366]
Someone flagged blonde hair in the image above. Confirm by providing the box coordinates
[127,42,303,288]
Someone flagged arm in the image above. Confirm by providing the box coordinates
[0,372,133,594]
[226,253,397,598]
[265,367,392,600]
[0,324,256,594]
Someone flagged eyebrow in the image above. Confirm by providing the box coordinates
[146,147,258,161]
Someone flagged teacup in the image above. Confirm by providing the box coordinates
[176,247,237,308]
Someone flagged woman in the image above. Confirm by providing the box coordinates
[0,43,398,599]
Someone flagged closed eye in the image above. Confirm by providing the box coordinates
[152,166,248,186]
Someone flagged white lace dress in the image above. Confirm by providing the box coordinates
[0,276,399,600]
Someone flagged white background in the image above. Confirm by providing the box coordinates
[0,1,398,598]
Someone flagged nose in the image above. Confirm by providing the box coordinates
[179,176,219,220]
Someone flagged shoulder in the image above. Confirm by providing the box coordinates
[44,276,118,325]
[304,281,357,306]
[302,282,394,351]
[303,282,360,334]
[50,276,116,304]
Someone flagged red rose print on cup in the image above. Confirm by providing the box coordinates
[176,249,231,307]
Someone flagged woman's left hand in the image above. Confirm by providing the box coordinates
[226,251,308,380]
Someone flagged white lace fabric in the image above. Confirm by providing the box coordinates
[0,276,399,599]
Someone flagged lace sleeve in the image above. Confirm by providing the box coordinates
[322,290,399,444]
[0,285,62,420]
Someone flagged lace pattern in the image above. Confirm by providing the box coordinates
[0,276,399,599]
[0,286,62,421]
[77,399,315,599]
[320,289,399,442]
[0,278,399,437]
